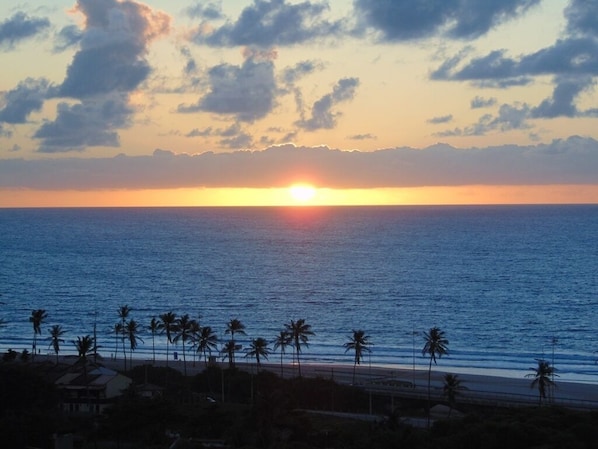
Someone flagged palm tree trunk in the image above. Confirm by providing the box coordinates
[182,343,187,376]
[151,334,155,364]
[427,358,432,428]
[296,345,302,377]
[122,333,127,370]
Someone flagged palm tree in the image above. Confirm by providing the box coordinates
[112,322,123,360]
[344,329,372,385]
[190,319,201,366]
[526,359,557,405]
[221,340,241,369]
[148,317,159,364]
[443,373,464,417]
[29,309,48,360]
[285,318,314,377]
[272,330,292,377]
[125,319,143,370]
[158,311,177,366]
[117,305,131,367]
[196,326,218,366]
[73,335,96,411]
[173,314,195,375]
[422,326,449,426]
[73,335,96,362]
[225,318,246,339]
[47,324,66,364]
[225,318,246,367]
[245,337,271,370]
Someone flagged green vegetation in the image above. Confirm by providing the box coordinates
[1,359,596,449]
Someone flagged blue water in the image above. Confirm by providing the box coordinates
[0,205,597,383]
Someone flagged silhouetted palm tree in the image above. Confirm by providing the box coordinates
[173,314,195,375]
[112,322,123,360]
[422,326,449,427]
[47,324,66,364]
[245,337,271,370]
[190,319,201,366]
[73,335,96,362]
[344,329,372,385]
[117,305,130,366]
[221,340,241,369]
[73,335,96,411]
[225,318,246,366]
[29,309,48,360]
[526,359,557,405]
[148,317,159,364]
[196,326,218,366]
[125,319,143,370]
[285,318,314,377]
[443,373,464,417]
[226,318,246,337]
[158,311,177,366]
[272,330,292,377]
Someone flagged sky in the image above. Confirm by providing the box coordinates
[1,0,597,207]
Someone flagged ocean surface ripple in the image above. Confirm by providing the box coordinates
[0,205,597,383]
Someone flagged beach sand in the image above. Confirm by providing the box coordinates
[87,356,598,410]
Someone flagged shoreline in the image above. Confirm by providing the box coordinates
[33,354,598,410]
[14,346,598,386]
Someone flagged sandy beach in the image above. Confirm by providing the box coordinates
[87,355,598,411]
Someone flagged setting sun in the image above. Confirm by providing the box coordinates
[289,184,317,203]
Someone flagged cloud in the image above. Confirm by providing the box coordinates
[431,37,598,86]
[281,60,323,85]
[296,77,359,131]
[348,133,376,141]
[430,2,598,123]
[180,46,198,76]
[190,0,343,47]
[354,0,540,41]
[564,0,598,38]
[177,53,278,122]
[427,114,453,124]
[220,131,253,149]
[34,0,170,152]
[186,127,213,138]
[531,76,596,118]
[0,78,54,124]
[471,96,497,109]
[34,95,134,152]
[53,25,83,52]
[2,136,597,190]
[435,103,531,137]
[58,0,170,98]
[0,12,50,50]
[185,2,224,20]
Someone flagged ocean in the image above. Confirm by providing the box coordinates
[0,205,597,383]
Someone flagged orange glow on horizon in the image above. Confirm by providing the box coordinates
[0,185,597,208]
